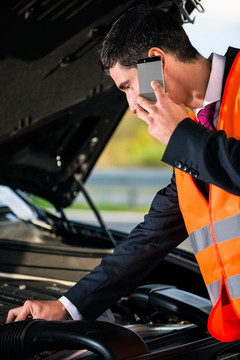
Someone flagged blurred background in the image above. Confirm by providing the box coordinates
[65,0,240,235]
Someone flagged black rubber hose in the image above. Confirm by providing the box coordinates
[0,319,148,360]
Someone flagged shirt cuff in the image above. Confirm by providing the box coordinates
[59,296,84,320]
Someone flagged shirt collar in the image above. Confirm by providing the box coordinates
[193,53,226,115]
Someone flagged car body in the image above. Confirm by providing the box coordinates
[0,1,240,359]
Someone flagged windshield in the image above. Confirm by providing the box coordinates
[0,185,37,221]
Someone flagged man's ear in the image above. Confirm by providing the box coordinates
[148,47,165,58]
[148,47,166,70]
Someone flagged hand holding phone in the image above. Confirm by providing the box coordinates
[137,56,165,102]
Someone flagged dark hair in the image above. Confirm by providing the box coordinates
[100,5,199,74]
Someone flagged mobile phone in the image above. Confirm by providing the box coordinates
[137,56,165,102]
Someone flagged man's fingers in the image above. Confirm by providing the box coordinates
[137,94,153,111]
[137,80,165,112]
[6,300,70,323]
[150,80,165,102]
[6,311,15,324]
[136,104,150,124]
[6,301,34,323]
[15,307,31,322]
[6,306,24,323]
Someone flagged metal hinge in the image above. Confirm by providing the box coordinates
[174,0,205,24]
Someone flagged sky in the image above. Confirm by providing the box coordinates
[183,0,240,57]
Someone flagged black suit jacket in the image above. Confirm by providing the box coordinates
[64,47,240,320]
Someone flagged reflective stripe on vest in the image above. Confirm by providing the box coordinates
[190,213,240,255]
[190,213,240,303]
[175,50,240,342]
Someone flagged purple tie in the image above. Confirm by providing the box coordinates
[198,102,217,131]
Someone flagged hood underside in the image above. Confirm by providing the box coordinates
[0,0,197,209]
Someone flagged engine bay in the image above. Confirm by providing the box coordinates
[0,276,215,360]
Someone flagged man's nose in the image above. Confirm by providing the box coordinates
[129,104,137,114]
[127,95,138,114]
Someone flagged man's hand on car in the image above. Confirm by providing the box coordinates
[6,300,69,323]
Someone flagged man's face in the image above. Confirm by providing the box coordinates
[110,62,139,114]
[110,59,186,112]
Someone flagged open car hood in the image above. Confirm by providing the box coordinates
[0,0,198,210]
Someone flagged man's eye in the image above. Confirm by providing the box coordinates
[119,83,131,92]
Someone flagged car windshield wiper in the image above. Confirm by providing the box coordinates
[16,183,117,247]
[16,215,53,231]
[0,204,53,231]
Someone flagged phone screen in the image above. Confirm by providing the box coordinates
[137,56,165,102]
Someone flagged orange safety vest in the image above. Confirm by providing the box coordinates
[175,51,240,342]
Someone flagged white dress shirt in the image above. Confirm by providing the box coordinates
[59,294,83,320]
[193,52,226,128]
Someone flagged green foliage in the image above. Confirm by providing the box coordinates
[70,201,149,212]
[29,194,54,209]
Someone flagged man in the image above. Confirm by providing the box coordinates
[6,5,240,342]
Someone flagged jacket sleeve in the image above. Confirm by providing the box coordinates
[64,170,188,320]
[162,118,240,196]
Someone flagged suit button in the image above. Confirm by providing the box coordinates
[191,170,199,178]
[186,167,193,174]
[174,161,189,172]
[175,161,183,169]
